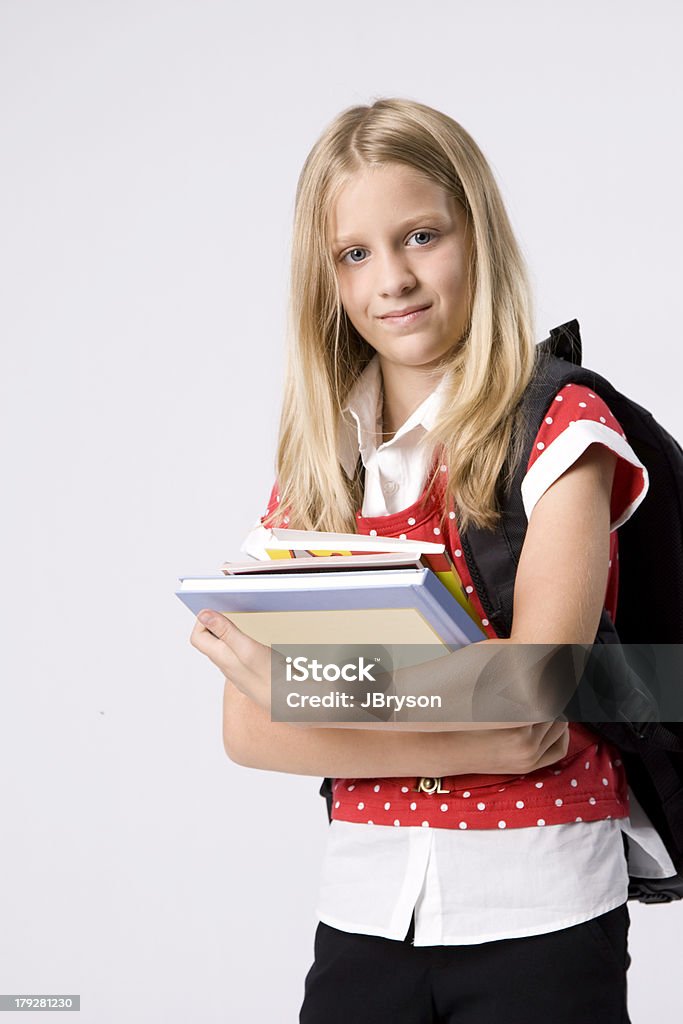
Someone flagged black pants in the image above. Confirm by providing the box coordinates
[299,903,631,1023]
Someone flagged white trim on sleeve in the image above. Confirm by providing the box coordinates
[520,420,650,532]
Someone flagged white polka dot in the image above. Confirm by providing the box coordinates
[602,778,609,786]
[466,585,474,593]
[498,787,506,793]
[566,383,572,387]
[440,803,449,812]
[589,797,597,805]
[283,516,289,524]
[370,529,377,536]
[276,495,280,502]
[440,464,447,472]
[570,779,578,787]
[537,819,546,826]
[477,802,486,810]
[537,441,545,450]
[515,801,525,809]
[384,802,391,810]
[401,786,409,793]
[455,549,462,557]
[599,416,606,423]
[606,814,612,819]
[555,395,564,402]
[357,802,364,810]
[462,791,471,798]
[584,761,591,770]
[482,619,489,627]
[433,527,441,535]
[459,821,468,829]
[555,798,563,807]
[410,802,417,810]
[394,819,400,826]
[589,393,596,398]
[608,560,612,568]
[579,402,587,408]
[575,816,583,822]
[535,782,544,789]
[498,820,507,828]
[407,517,416,526]
[399,534,407,540]
[553,770,561,776]
[422,821,430,827]
[545,416,553,424]
[347,784,355,791]
[449,510,456,519]
[373,784,381,792]
[608,760,612,769]
[334,801,340,808]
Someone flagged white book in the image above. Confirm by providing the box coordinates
[240,524,445,561]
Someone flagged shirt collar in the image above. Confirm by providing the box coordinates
[338,354,452,476]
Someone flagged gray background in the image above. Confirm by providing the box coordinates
[1,0,681,1020]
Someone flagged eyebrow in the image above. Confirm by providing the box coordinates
[332,211,452,249]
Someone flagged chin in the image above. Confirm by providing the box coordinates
[377,343,452,367]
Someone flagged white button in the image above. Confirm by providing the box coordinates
[383,480,398,495]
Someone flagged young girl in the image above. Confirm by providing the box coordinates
[190,98,675,1022]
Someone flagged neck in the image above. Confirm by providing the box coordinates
[379,360,444,440]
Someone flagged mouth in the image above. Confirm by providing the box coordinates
[378,304,432,326]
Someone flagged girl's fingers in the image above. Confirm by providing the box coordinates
[189,613,269,696]
[201,612,268,673]
[190,615,248,678]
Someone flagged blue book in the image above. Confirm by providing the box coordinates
[175,563,486,649]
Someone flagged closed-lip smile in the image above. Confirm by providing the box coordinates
[379,303,431,318]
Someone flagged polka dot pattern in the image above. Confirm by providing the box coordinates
[329,733,629,829]
[260,382,633,832]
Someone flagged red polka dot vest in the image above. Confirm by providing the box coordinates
[261,384,633,831]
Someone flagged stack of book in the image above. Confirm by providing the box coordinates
[175,527,486,649]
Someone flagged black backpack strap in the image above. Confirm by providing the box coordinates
[459,319,601,638]
[548,318,582,364]
[319,776,333,823]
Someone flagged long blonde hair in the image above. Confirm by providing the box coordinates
[262,97,540,535]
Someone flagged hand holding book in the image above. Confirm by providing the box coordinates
[182,527,583,730]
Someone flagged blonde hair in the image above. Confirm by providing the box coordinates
[262,97,540,535]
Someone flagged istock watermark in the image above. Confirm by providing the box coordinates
[285,654,380,684]
[270,643,683,725]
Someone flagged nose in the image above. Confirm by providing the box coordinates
[375,247,418,297]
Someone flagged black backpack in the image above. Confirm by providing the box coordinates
[319,319,683,904]
[461,319,683,903]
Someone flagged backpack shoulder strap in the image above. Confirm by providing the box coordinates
[459,319,606,637]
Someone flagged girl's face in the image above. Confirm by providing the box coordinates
[329,162,473,373]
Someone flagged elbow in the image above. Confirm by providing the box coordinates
[222,723,251,767]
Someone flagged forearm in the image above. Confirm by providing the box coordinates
[223,677,478,777]
[285,640,585,732]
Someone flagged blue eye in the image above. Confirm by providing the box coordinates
[342,248,367,265]
[410,230,434,246]
[339,230,436,265]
